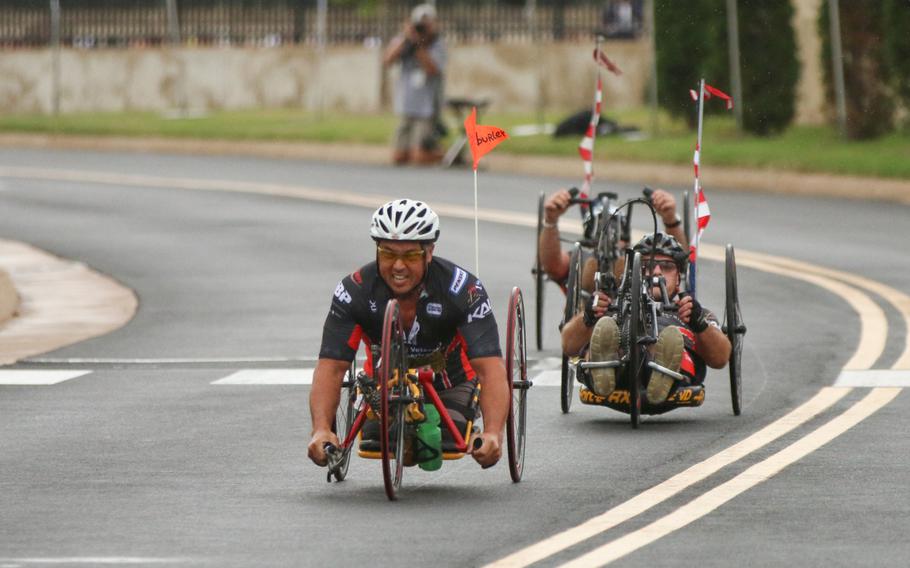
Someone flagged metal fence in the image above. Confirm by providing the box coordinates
[0,1,644,49]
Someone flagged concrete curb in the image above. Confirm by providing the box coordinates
[1,133,909,204]
[0,239,137,365]
[0,269,18,325]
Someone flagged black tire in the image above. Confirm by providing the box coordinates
[725,244,744,416]
[628,252,642,429]
[534,191,546,351]
[560,243,583,414]
[329,361,357,481]
[379,300,407,501]
[682,190,693,293]
[506,287,528,482]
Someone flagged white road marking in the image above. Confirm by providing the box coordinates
[834,369,910,388]
[0,370,91,385]
[485,387,850,567]
[212,368,314,385]
[561,387,901,567]
[0,558,194,565]
[530,370,562,387]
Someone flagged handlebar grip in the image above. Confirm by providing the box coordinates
[567,186,580,198]
[642,186,654,201]
[472,437,484,451]
[323,442,338,455]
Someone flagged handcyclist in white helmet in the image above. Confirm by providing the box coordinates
[308,198,509,469]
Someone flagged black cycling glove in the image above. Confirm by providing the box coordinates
[687,296,709,333]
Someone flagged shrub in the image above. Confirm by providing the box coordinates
[819,1,893,139]
[737,0,799,136]
[654,0,728,128]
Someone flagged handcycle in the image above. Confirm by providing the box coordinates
[323,287,531,500]
[567,197,746,427]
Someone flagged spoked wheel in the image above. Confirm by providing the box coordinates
[505,286,529,482]
[560,243,584,414]
[379,299,407,501]
[724,243,746,416]
[534,191,546,351]
[329,361,357,482]
[627,252,643,429]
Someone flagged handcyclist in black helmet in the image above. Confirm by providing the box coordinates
[561,232,730,404]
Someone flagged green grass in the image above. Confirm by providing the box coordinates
[1,108,908,179]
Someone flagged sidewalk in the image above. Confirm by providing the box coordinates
[0,239,136,365]
[1,133,909,204]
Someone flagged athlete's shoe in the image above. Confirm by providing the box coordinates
[589,317,619,396]
[647,326,684,404]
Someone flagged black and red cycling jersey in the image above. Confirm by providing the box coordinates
[319,256,501,391]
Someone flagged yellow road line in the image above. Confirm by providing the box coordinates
[731,253,886,370]
[484,387,849,568]
[732,249,910,370]
[560,387,901,568]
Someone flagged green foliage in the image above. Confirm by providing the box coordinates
[883,0,910,119]
[737,0,798,136]
[654,0,728,128]
[819,1,894,139]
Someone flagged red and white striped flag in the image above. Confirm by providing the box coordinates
[689,82,732,263]
[578,48,622,195]
[690,143,711,262]
[578,76,602,196]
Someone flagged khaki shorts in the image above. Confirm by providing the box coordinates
[393,116,436,152]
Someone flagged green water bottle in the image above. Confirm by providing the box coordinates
[416,404,443,471]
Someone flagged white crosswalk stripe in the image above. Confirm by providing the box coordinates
[0,370,91,385]
[212,368,315,385]
[834,370,910,388]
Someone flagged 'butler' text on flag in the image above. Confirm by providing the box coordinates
[464,107,509,170]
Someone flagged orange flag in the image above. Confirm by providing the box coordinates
[464,106,509,170]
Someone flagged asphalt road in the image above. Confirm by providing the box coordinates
[1,148,908,567]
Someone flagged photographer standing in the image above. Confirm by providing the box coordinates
[383,3,446,166]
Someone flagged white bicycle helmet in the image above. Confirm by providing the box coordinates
[370,199,440,242]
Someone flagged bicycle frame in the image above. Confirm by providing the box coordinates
[334,368,473,456]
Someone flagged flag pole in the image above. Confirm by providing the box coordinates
[473,167,480,276]
[690,78,706,298]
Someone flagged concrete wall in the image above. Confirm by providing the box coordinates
[0,23,824,123]
[0,45,385,114]
[0,40,649,116]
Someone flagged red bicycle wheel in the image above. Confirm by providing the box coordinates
[379,299,406,501]
[506,287,529,482]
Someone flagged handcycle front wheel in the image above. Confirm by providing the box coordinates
[328,360,357,482]
[560,243,584,414]
[534,191,546,351]
[627,252,643,429]
[724,243,745,416]
[505,286,529,482]
[379,299,407,501]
